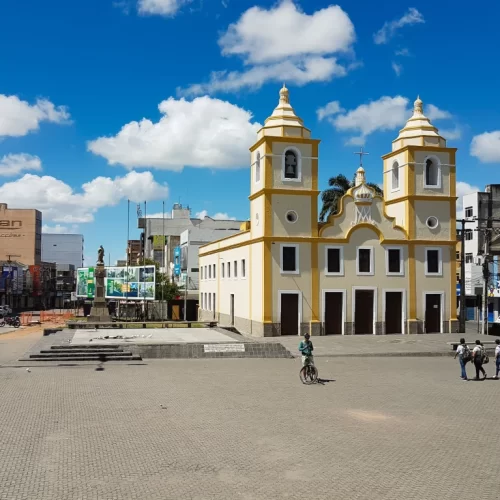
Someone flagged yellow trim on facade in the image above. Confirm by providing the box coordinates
[408,243,417,320]
[381,145,458,160]
[311,242,319,323]
[248,188,320,201]
[263,141,273,324]
[263,240,272,323]
[250,135,321,152]
[406,149,416,319]
[385,195,457,206]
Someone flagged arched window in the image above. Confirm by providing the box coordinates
[425,158,440,187]
[392,161,399,190]
[255,152,261,183]
[282,148,300,180]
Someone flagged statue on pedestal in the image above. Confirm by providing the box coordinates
[97,245,104,265]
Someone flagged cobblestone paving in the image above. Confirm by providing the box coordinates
[0,357,499,500]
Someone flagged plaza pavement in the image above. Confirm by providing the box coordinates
[0,353,499,500]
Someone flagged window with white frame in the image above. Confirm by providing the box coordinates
[325,246,343,275]
[357,247,373,275]
[465,253,473,264]
[208,293,212,311]
[234,260,238,278]
[386,247,403,275]
[221,262,225,278]
[201,267,204,280]
[255,151,261,183]
[213,264,216,279]
[425,248,442,275]
[281,244,299,274]
[227,261,231,278]
[465,206,473,218]
[241,259,246,278]
[208,265,212,280]
[213,293,216,312]
[465,229,473,241]
[391,161,399,191]
[424,158,440,187]
[282,148,301,181]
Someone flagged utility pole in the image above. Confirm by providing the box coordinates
[458,220,466,333]
[183,231,189,321]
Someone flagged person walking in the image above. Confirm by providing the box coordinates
[472,339,487,380]
[494,338,500,380]
[454,338,471,380]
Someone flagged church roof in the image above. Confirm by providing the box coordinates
[257,84,311,138]
[392,96,447,151]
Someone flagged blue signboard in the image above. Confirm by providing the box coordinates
[456,283,460,296]
[174,246,181,277]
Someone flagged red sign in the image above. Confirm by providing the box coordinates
[29,265,41,296]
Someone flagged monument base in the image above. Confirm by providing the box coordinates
[87,263,111,324]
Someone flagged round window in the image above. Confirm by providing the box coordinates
[286,210,298,223]
[426,216,439,229]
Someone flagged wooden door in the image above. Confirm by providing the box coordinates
[425,294,441,333]
[324,292,343,335]
[280,293,299,335]
[385,292,402,334]
[172,305,180,320]
[355,290,374,334]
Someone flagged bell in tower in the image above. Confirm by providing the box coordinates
[284,150,297,178]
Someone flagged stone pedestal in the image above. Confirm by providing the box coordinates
[87,264,111,323]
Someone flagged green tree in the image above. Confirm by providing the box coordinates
[143,259,179,303]
[319,174,383,222]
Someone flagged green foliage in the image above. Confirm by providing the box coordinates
[143,259,179,302]
[319,174,383,222]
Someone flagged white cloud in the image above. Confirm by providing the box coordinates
[145,212,170,218]
[181,1,356,95]
[0,171,168,224]
[42,224,79,234]
[395,48,410,56]
[426,104,452,121]
[439,127,462,141]
[0,154,42,176]
[316,101,344,121]
[344,136,366,146]
[195,210,236,220]
[470,131,500,163]
[456,181,480,218]
[137,0,191,17]
[333,96,409,139]
[374,8,425,45]
[392,62,403,76]
[88,96,261,170]
[0,94,70,137]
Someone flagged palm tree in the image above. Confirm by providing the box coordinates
[319,174,383,222]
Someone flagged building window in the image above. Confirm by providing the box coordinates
[282,148,301,181]
[465,253,473,264]
[286,210,298,223]
[426,216,439,229]
[456,251,460,261]
[227,262,231,278]
[425,248,442,275]
[357,247,373,275]
[325,246,343,275]
[255,151,261,183]
[465,229,473,241]
[208,293,211,311]
[221,262,225,278]
[201,267,204,280]
[208,265,212,280]
[424,158,440,188]
[465,206,473,218]
[386,247,403,275]
[213,293,216,312]
[281,244,299,274]
[201,294,204,309]
[234,260,238,278]
[191,268,199,273]
[391,161,399,191]
[456,273,460,283]
[213,264,216,279]
[241,259,246,278]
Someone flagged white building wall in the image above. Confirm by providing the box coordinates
[462,192,480,260]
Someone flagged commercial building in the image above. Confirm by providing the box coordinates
[41,233,84,270]
[0,203,42,266]
[126,240,141,266]
[199,87,458,336]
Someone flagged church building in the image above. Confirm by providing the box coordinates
[198,86,458,336]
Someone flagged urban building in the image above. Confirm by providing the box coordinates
[55,264,76,308]
[462,186,500,322]
[199,87,458,336]
[126,240,141,266]
[0,203,42,266]
[137,203,244,273]
[41,233,84,270]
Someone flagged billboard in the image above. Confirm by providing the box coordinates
[153,235,164,250]
[174,246,181,276]
[76,265,156,300]
[181,245,188,271]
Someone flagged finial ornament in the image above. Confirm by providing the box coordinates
[414,95,423,114]
[279,83,289,104]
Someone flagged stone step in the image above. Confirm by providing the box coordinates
[31,352,134,359]
[43,349,125,354]
[24,355,143,362]
[50,345,123,350]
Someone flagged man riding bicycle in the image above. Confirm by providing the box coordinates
[298,333,314,367]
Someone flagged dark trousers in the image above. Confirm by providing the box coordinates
[474,359,486,379]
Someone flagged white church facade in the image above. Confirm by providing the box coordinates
[198,86,458,336]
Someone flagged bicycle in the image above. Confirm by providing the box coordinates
[300,356,318,385]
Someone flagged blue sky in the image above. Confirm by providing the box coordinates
[0,0,499,265]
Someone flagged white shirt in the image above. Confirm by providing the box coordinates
[495,345,500,358]
[473,345,483,355]
[457,345,467,356]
